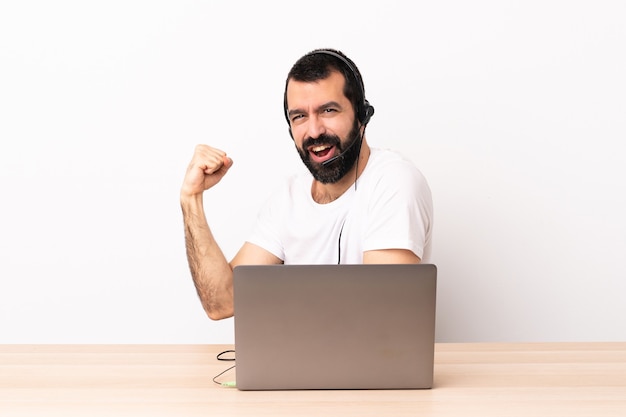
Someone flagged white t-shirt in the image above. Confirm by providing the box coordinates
[247,147,433,264]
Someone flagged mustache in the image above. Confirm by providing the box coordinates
[302,134,341,150]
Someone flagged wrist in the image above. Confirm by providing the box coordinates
[180,190,204,208]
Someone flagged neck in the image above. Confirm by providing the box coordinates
[311,139,371,204]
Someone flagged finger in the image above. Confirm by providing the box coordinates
[202,158,224,175]
[205,154,233,176]
[222,155,234,169]
[192,146,227,175]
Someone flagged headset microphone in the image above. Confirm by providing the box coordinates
[321,132,362,167]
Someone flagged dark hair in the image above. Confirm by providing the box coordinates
[283,48,367,125]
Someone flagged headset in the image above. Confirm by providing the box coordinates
[284,49,375,133]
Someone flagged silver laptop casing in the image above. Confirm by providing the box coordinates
[233,264,437,390]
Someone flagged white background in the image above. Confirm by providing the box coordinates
[1,1,625,343]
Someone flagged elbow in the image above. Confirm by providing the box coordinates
[207,311,233,321]
[205,304,234,321]
[195,284,234,320]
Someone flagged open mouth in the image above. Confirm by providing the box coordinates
[309,144,335,162]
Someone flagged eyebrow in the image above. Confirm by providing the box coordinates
[288,101,344,119]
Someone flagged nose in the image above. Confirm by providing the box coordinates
[304,114,326,140]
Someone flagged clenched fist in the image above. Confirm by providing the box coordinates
[181,145,234,198]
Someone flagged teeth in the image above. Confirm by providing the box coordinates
[312,145,330,152]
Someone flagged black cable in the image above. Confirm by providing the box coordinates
[213,350,236,387]
[337,220,346,264]
[216,350,235,361]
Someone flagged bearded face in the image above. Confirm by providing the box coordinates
[296,119,361,184]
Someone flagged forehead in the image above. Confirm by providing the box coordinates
[286,71,348,108]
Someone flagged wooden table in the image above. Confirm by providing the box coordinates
[1,343,625,416]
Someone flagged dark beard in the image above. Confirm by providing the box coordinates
[296,121,362,184]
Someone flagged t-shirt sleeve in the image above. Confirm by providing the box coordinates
[246,191,286,262]
[362,159,433,259]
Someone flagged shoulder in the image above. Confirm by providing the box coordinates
[365,147,430,189]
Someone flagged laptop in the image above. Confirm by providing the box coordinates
[232,264,437,390]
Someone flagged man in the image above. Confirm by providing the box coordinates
[181,48,433,320]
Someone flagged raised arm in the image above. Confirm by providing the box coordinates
[180,145,236,320]
[181,145,281,320]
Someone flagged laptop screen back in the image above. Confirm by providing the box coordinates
[233,264,437,390]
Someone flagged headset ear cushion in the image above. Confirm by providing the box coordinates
[361,102,375,125]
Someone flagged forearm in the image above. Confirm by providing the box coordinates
[181,194,234,320]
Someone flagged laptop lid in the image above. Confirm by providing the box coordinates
[233,264,437,390]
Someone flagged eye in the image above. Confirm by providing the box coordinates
[320,102,342,115]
